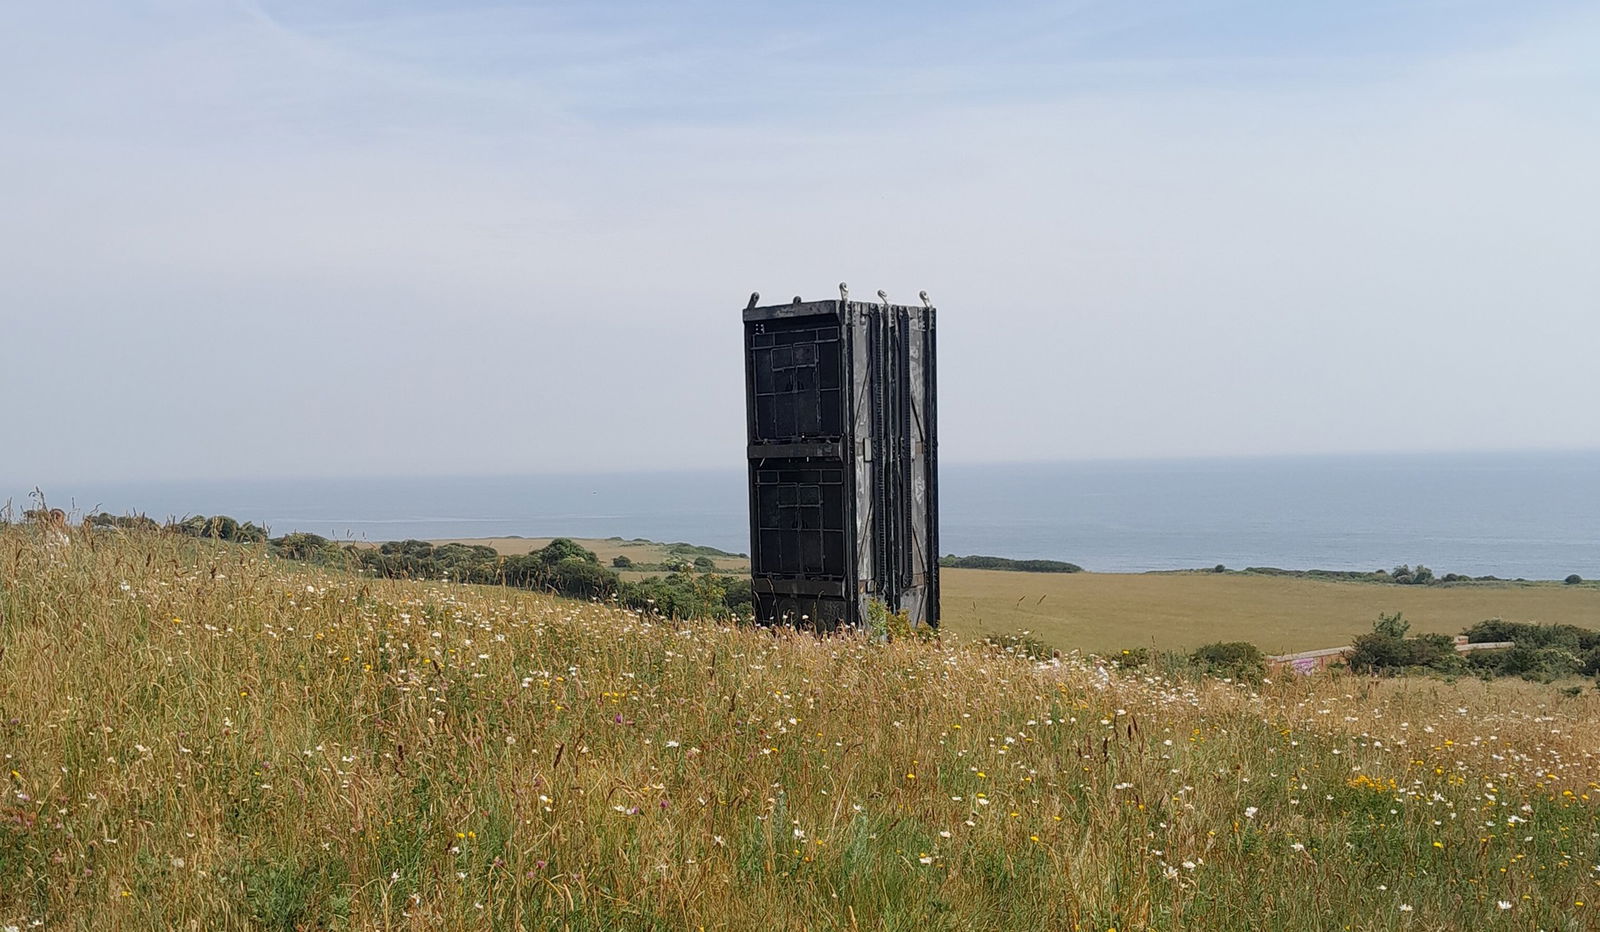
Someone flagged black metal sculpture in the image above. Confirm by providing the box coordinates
[742,285,939,630]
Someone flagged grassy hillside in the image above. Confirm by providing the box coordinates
[3,526,1598,929]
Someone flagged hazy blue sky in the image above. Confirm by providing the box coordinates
[4,0,1597,483]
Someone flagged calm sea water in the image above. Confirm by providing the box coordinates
[10,451,1598,579]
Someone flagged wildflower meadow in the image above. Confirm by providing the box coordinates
[2,524,1597,929]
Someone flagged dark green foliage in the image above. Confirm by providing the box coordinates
[1566,574,1583,585]
[1243,567,1387,581]
[272,532,343,563]
[1115,647,1151,669]
[612,555,634,568]
[1188,641,1265,681]
[548,557,619,599]
[500,553,544,586]
[344,536,618,598]
[940,554,1083,573]
[722,576,754,615]
[1413,633,1459,665]
[1389,564,1434,585]
[1243,565,1457,584]
[1346,613,1457,674]
[87,512,161,532]
[261,534,624,601]
[618,573,735,620]
[361,540,501,582]
[1463,619,1600,652]
[1212,564,1227,573]
[538,537,599,566]
[1460,619,1600,680]
[170,513,269,543]
[692,555,717,572]
[1373,611,1410,639]
[1472,645,1546,681]
[1344,632,1408,674]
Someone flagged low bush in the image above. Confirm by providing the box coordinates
[87,512,162,532]
[1460,619,1600,681]
[617,572,740,621]
[1345,614,1458,674]
[1115,647,1152,669]
[1189,641,1265,681]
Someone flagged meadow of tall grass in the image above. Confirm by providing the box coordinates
[2,524,1598,929]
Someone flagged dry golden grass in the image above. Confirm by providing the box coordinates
[6,526,1597,930]
[937,570,1600,654]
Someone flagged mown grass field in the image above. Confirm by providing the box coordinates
[4,526,1599,930]
[937,570,1600,655]
[436,539,1600,655]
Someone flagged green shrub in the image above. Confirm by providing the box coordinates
[1410,633,1459,670]
[722,576,753,616]
[1390,565,1434,585]
[1566,574,1583,585]
[1189,641,1265,681]
[1373,611,1410,639]
[538,538,598,566]
[1115,647,1151,669]
[619,573,732,620]
[548,557,619,599]
[173,514,269,543]
[87,512,161,532]
[273,532,342,563]
[612,555,634,568]
[1346,632,1409,674]
[1346,614,1457,675]
[1463,619,1600,653]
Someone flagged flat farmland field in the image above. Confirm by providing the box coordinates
[436,539,1600,654]
[937,569,1600,654]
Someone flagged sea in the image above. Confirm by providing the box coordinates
[9,450,1598,580]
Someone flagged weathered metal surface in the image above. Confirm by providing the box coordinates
[743,290,939,630]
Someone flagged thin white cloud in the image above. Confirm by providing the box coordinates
[2,1,1597,482]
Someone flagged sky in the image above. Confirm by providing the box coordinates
[3,0,1598,484]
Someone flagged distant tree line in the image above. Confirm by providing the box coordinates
[85,513,754,621]
[1236,564,1567,584]
[940,554,1083,573]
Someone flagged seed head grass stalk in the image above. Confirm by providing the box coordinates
[1,526,1597,929]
